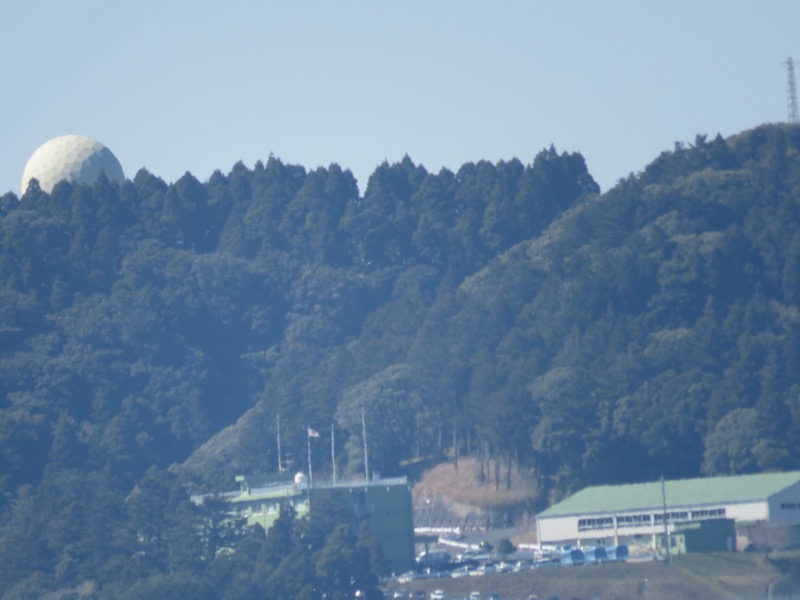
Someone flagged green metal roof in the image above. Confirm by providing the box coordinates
[538,471,800,518]
[229,484,303,504]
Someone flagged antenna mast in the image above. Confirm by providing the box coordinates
[277,414,283,472]
[785,57,800,123]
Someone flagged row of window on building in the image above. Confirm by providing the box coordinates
[577,508,726,532]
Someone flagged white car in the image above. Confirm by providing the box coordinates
[430,590,445,600]
[450,565,471,578]
[513,560,533,572]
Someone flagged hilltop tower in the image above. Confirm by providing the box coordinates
[784,57,800,123]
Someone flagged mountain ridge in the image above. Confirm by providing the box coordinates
[3,122,800,594]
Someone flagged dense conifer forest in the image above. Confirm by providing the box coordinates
[2,123,800,596]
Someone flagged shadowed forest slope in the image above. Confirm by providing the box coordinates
[2,124,800,595]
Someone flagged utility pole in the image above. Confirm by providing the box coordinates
[331,421,337,485]
[361,405,369,482]
[784,57,800,123]
[661,476,671,564]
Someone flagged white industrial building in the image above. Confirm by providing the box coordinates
[536,470,800,547]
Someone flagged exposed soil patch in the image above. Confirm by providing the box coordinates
[412,458,539,530]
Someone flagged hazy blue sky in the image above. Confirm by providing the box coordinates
[3,1,800,196]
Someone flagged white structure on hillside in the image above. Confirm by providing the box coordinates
[21,134,125,194]
[536,471,800,547]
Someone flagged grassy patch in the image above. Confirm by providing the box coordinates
[673,551,769,579]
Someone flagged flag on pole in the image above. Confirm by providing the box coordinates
[308,427,320,438]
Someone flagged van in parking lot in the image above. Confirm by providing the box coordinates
[559,548,585,566]
[582,546,608,563]
[605,544,629,562]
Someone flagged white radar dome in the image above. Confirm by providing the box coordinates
[21,134,125,195]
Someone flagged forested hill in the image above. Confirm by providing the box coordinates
[2,124,800,590]
[185,123,800,496]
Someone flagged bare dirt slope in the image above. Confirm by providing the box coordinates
[412,458,539,531]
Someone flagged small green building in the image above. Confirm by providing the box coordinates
[657,518,736,555]
[214,474,414,575]
[322,482,415,575]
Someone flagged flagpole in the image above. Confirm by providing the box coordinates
[331,422,337,486]
[362,405,369,482]
[277,414,283,473]
[307,426,313,492]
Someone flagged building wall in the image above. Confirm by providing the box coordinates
[538,500,769,545]
[219,478,414,575]
[212,476,414,574]
[723,501,769,522]
[241,495,310,530]
[320,484,415,575]
[228,485,309,530]
[768,482,800,524]
[656,519,736,554]
[740,522,800,551]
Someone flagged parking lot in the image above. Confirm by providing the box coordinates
[385,543,631,600]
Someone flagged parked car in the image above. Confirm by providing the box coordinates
[417,567,447,580]
[457,550,482,562]
[514,560,533,572]
[495,561,513,573]
[534,557,559,569]
[450,565,471,578]
[430,590,445,600]
[456,549,490,565]
[417,550,452,571]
